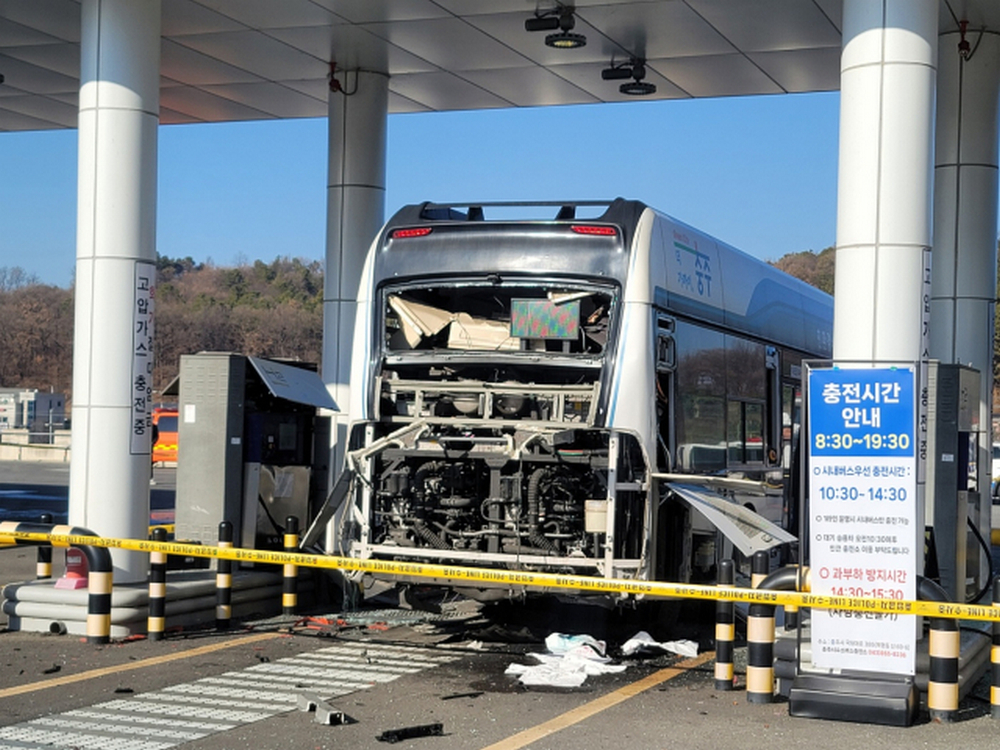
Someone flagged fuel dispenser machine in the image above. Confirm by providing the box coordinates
[172,352,336,557]
[924,362,991,604]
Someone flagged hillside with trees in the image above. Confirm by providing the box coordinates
[153,255,324,393]
[0,256,324,403]
[0,273,73,397]
[768,244,1000,394]
[769,245,835,296]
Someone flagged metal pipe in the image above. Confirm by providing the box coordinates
[757,564,805,630]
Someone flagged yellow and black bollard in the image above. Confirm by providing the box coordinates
[746,550,775,703]
[927,615,959,722]
[215,520,233,630]
[35,513,53,579]
[715,559,735,691]
[993,577,1000,721]
[147,527,168,640]
[283,516,299,616]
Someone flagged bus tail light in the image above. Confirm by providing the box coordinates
[392,227,433,239]
[570,225,617,236]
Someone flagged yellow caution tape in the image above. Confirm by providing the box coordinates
[3,529,999,622]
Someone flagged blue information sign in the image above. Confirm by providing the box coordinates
[806,364,919,676]
[808,368,914,458]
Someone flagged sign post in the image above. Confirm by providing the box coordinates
[806,364,920,675]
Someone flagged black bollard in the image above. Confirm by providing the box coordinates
[147,527,168,640]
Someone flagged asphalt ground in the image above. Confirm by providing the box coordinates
[2,564,999,750]
[2,462,1000,748]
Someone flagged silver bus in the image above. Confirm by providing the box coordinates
[325,199,832,597]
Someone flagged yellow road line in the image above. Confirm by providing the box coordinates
[0,631,282,699]
[480,651,715,750]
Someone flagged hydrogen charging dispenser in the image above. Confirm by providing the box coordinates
[924,362,990,604]
[172,352,336,558]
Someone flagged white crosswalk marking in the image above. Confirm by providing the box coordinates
[0,641,458,749]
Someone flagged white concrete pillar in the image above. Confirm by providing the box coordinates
[931,30,1000,393]
[931,28,1000,546]
[323,71,388,478]
[833,0,938,363]
[69,0,160,582]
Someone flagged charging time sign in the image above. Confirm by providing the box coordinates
[806,365,919,675]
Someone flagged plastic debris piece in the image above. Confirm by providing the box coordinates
[506,633,629,688]
[506,662,587,688]
[620,630,699,658]
[297,692,349,725]
[544,632,607,659]
[298,692,323,712]
[528,652,627,676]
[441,691,484,700]
[377,722,444,743]
[315,704,347,726]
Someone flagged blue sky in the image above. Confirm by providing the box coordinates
[0,91,840,289]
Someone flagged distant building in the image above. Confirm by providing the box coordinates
[0,389,66,431]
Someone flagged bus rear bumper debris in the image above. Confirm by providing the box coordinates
[297,692,349,725]
[377,722,445,743]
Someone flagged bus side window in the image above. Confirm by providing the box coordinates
[673,320,726,473]
[724,335,766,467]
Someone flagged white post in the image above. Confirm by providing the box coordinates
[323,71,388,483]
[69,0,160,582]
[825,0,938,672]
[931,28,1000,568]
[833,0,938,363]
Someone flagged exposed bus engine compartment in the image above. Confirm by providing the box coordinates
[352,418,649,577]
[356,419,648,575]
[344,275,652,581]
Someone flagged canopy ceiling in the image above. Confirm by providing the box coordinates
[0,1,992,131]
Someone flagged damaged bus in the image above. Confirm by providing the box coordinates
[315,199,832,597]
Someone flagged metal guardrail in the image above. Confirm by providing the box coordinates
[0,521,112,643]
